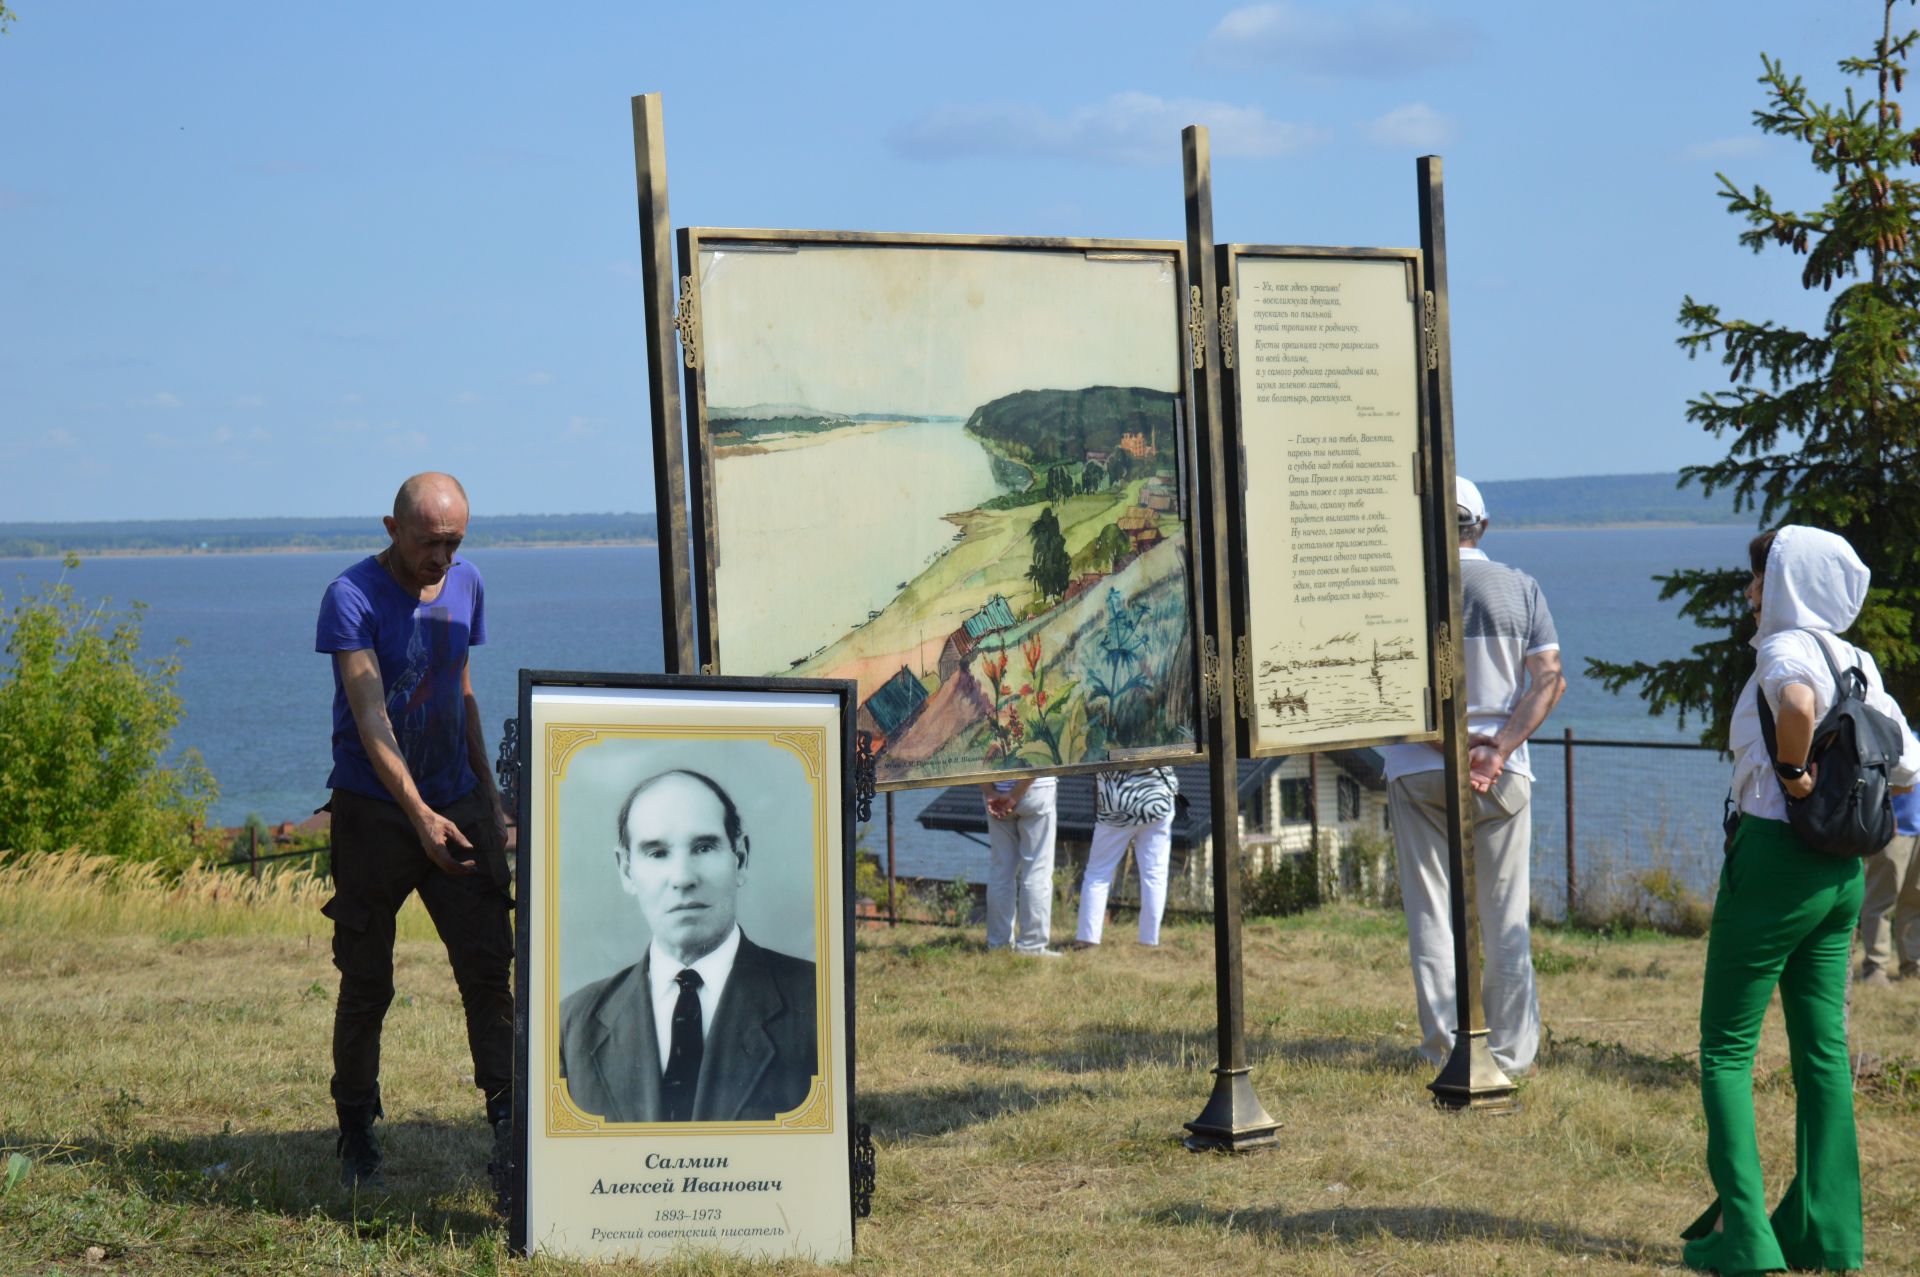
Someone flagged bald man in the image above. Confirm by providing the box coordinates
[315,472,514,1191]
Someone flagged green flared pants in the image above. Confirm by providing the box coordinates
[1682,815,1864,1276]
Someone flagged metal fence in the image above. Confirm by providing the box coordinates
[1525,729,1728,924]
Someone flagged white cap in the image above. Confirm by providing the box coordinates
[1455,476,1487,524]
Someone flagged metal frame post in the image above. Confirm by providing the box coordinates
[632,94,698,673]
[1417,155,1517,1114]
[1181,125,1282,1153]
[1564,726,1576,923]
[886,792,898,926]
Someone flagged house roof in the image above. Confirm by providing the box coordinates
[863,666,929,737]
[961,594,1017,641]
[916,757,1285,850]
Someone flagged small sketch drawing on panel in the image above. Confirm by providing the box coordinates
[1259,629,1420,733]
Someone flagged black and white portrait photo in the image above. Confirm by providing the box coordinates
[557,765,817,1123]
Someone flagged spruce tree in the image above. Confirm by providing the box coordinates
[1027,508,1071,601]
[1592,0,1920,746]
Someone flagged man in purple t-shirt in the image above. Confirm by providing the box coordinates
[315,471,512,1191]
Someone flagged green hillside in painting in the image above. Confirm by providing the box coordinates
[964,386,1178,464]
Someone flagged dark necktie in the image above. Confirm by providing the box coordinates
[662,968,704,1122]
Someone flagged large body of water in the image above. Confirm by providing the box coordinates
[1,525,1755,838]
[711,421,1008,674]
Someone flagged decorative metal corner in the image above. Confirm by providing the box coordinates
[1188,284,1206,371]
[854,731,877,823]
[1422,290,1438,371]
[1200,635,1222,716]
[675,275,700,368]
[1233,634,1256,721]
[1433,623,1456,692]
[1219,285,1236,371]
[495,716,521,814]
[852,1122,876,1219]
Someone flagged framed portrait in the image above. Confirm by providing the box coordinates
[1216,245,1442,756]
[670,228,1208,790]
[509,671,860,1262]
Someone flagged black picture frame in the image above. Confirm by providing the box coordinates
[508,670,861,1261]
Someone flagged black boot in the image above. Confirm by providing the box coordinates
[485,1090,512,1213]
[336,1097,385,1190]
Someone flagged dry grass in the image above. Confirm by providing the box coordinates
[2,861,1918,1275]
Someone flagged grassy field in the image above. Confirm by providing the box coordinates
[3,853,1918,1275]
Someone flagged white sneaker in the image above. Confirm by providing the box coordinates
[1014,946,1064,958]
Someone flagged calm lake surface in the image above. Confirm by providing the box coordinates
[711,421,1008,674]
[0,524,1755,828]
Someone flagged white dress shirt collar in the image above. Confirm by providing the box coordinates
[646,925,741,1075]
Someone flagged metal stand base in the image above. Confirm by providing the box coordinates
[1183,1067,1282,1151]
[1427,1029,1520,1115]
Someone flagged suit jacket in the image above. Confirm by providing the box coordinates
[558,933,818,1123]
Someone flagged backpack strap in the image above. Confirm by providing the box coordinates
[1755,628,1852,764]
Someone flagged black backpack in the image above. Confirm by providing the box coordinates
[1757,630,1904,858]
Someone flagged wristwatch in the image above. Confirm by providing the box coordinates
[1773,760,1808,782]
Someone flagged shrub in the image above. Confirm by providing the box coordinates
[0,562,215,867]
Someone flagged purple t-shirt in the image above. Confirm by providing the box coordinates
[316,555,487,807]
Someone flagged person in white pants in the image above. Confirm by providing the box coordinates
[1382,477,1564,1078]
[1075,766,1179,947]
[980,776,1058,956]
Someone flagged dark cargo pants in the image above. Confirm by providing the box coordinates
[323,786,513,1110]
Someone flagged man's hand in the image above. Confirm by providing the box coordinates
[986,796,1014,819]
[1468,743,1505,794]
[414,808,477,875]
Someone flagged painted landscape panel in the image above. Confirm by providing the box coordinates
[691,238,1201,787]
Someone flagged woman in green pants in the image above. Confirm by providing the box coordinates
[1682,526,1920,1275]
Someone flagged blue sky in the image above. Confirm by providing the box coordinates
[0,1,1882,521]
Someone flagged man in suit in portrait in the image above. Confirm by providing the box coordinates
[558,769,819,1123]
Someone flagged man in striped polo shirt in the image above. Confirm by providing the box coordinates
[1381,477,1565,1079]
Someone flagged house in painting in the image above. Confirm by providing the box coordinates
[1139,475,1178,513]
[936,593,1019,680]
[1115,505,1164,558]
[1117,431,1155,460]
[857,665,931,749]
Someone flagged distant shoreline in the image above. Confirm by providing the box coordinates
[2,538,658,562]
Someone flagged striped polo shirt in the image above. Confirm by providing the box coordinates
[1383,547,1559,783]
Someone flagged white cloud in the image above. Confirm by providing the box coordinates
[453,390,484,406]
[40,428,78,449]
[232,394,267,409]
[521,371,555,386]
[1681,136,1768,163]
[130,390,184,410]
[211,426,236,445]
[892,91,1325,166]
[564,415,598,439]
[324,418,371,435]
[340,392,364,406]
[145,432,182,449]
[1362,102,1456,149]
[1203,3,1478,76]
[248,427,272,442]
[381,430,430,454]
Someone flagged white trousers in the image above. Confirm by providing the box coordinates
[1388,768,1540,1075]
[986,785,1056,952]
[1075,815,1173,946]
